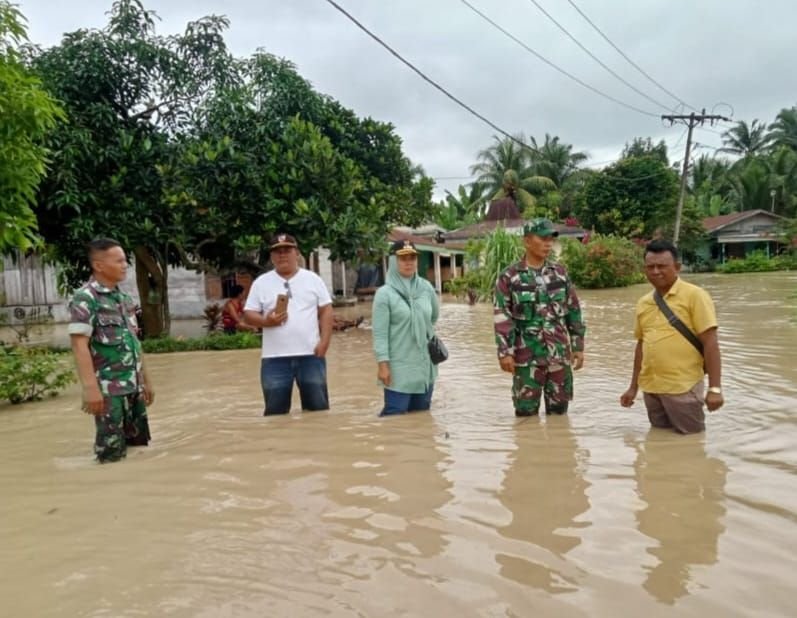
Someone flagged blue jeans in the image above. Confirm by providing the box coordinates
[260,356,329,415]
[380,385,434,417]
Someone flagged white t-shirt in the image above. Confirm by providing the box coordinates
[244,268,332,358]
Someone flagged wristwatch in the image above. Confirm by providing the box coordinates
[707,386,722,395]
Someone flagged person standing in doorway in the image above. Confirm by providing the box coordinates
[620,239,724,433]
[68,238,154,463]
[372,240,440,416]
[244,233,333,415]
[494,218,586,417]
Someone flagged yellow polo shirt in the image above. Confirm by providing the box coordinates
[634,278,717,394]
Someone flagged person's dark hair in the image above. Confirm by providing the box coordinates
[644,238,679,262]
[87,238,122,262]
[229,284,245,297]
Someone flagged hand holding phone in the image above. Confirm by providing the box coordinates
[274,293,289,316]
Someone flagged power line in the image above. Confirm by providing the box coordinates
[323,0,676,186]
[662,110,732,241]
[565,0,696,111]
[459,0,659,118]
[321,0,542,157]
[525,0,672,111]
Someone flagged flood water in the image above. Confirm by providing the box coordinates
[1,272,796,617]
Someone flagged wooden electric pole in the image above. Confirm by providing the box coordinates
[662,109,732,243]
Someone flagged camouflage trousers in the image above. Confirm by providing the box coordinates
[94,393,150,463]
[512,363,573,416]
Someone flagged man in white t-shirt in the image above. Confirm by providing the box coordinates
[244,233,334,415]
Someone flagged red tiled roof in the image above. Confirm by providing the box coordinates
[702,209,782,232]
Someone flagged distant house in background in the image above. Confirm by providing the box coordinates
[444,197,587,252]
[383,225,468,294]
[702,209,788,263]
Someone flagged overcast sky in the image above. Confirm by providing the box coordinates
[18,0,797,199]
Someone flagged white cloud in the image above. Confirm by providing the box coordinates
[19,0,797,200]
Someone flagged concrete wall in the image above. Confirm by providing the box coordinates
[0,253,208,323]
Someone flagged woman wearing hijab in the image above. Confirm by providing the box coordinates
[372,240,440,416]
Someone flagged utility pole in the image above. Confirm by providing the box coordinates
[662,109,732,243]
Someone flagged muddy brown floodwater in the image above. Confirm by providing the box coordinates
[1,272,795,617]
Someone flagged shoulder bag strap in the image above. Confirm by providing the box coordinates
[653,291,703,354]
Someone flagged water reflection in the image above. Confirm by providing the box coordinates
[496,416,590,593]
[323,414,452,569]
[630,431,727,605]
[1,272,796,616]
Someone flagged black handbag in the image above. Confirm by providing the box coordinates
[427,335,449,365]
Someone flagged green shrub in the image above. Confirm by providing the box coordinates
[775,252,797,270]
[446,227,523,302]
[0,347,76,404]
[717,250,791,273]
[560,235,645,288]
[141,331,261,354]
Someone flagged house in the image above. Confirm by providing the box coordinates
[702,209,788,263]
[385,228,468,294]
[444,197,588,253]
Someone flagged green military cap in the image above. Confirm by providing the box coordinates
[523,218,559,237]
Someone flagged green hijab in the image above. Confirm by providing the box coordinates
[385,255,429,349]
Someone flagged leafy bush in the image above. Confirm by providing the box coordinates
[141,331,260,354]
[446,227,523,302]
[0,346,76,404]
[444,270,482,304]
[560,235,645,288]
[718,250,797,273]
[775,252,797,270]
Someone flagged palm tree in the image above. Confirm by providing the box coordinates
[494,169,556,211]
[529,133,589,186]
[719,119,772,157]
[470,135,555,211]
[727,159,774,212]
[767,106,797,151]
[767,146,797,217]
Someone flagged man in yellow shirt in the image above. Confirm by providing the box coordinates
[620,239,724,433]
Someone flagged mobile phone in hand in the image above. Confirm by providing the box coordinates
[275,293,289,315]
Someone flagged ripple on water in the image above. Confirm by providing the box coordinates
[1,274,795,617]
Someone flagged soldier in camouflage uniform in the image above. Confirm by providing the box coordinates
[494,218,586,416]
[68,239,154,463]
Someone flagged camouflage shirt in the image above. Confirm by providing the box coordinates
[67,278,143,396]
[494,258,586,366]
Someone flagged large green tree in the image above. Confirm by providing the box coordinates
[0,2,62,253]
[621,137,669,166]
[162,52,433,271]
[32,0,232,336]
[576,157,679,238]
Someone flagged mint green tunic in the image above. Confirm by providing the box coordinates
[372,272,439,394]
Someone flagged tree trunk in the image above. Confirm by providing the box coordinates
[133,245,168,338]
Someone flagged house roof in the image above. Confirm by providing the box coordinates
[484,197,521,221]
[703,209,784,233]
[387,229,467,254]
[444,219,587,241]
